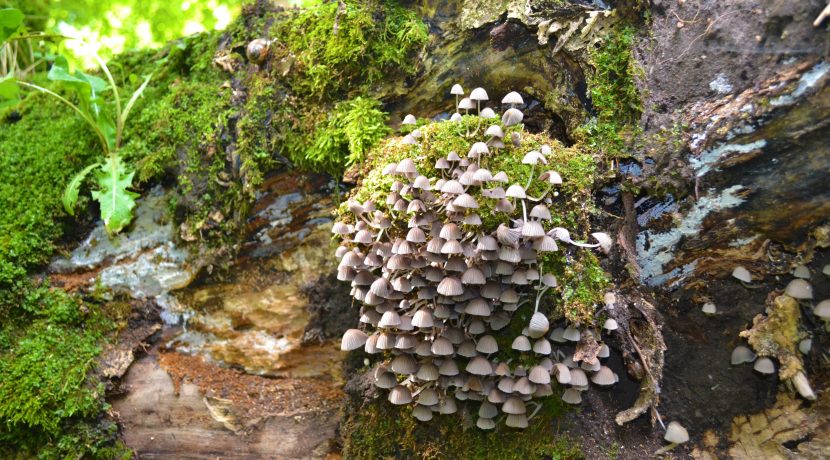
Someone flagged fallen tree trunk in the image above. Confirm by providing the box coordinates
[5,0,828,458]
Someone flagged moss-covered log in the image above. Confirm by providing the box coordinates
[1,0,829,458]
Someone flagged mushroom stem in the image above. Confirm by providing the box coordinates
[521,199,528,223]
[526,186,552,202]
[653,443,679,456]
[525,164,535,190]
[527,402,543,421]
[533,287,550,313]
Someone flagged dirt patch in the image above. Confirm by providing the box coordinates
[157,351,344,423]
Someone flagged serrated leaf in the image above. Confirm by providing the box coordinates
[90,156,139,235]
[0,8,23,44]
[62,163,99,216]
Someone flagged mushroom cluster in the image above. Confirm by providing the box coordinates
[337,85,614,429]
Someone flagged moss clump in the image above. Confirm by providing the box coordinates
[342,396,583,460]
[230,0,428,177]
[343,116,607,326]
[0,90,99,287]
[268,0,428,99]
[0,283,130,459]
[576,25,642,160]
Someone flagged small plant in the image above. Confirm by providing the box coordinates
[7,49,151,235]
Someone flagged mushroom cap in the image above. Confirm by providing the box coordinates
[528,312,550,338]
[458,97,475,110]
[505,184,527,199]
[402,114,417,125]
[664,421,689,444]
[476,417,496,430]
[440,179,465,195]
[469,87,489,101]
[814,299,830,320]
[549,327,566,343]
[437,276,464,296]
[563,326,581,342]
[431,337,455,356]
[378,310,401,328]
[532,338,552,355]
[799,338,812,354]
[784,279,813,299]
[753,357,776,374]
[465,297,491,316]
[394,334,417,349]
[539,170,563,185]
[511,335,532,351]
[502,91,524,105]
[732,266,752,283]
[528,365,551,384]
[396,158,418,174]
[561,388,582,404]
[450,83,464,95]
[480,107,497,119]
[701,302,717,314]
[412,404,433,422]
[476,335,499,354]
[391,354,417,374]
[603,318,619,331]
[439,358,460,376]
[591,232,613,254]
[792,264,811,279]
[485,124,504,138]
[439,396,458,414]
[478,402,498,419]
[492,171,509,183]
[502,108,524,126]
[466,356,494,376]
[530,204,551,220]
[522,221,545,238]
[388,385,412,405]
[824,264,830,276]
[450,112,463,122]
[416,363,439,381]
[502,396,526,415]
[453,193,479,209]
[569,368,588,387]
[505,413,528,428]
[374,371,397,389]
[553,363,571,384]
[469,142,490,157]
[591,366,617,386]
[522,150,546,165]
[462,267,486,285]
[340,329,368,351]
[730,345,756,365]
[416,388,439,406]
[457,340,477,358]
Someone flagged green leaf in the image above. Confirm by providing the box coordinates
[90,156,139,235]
[48,56,115,149]
[0,8,23,44]
[62,163,100,216]
[0,75,18,99]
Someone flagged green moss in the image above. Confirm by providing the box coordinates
[342,396,583,460]
[576,25,642,161]
[236,0,428,176]
[0,283,129,459]
[269,0,428,99]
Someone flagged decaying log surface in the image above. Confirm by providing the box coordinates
[87,0,829,458]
